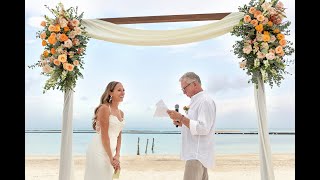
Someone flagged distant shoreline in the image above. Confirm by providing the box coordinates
[25,129,295,135]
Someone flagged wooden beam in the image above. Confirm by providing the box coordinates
[98,13,231,24]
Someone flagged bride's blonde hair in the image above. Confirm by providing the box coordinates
[92,81,119,130]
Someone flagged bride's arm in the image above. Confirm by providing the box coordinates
[98,105,113,163]
[114,110,124,160]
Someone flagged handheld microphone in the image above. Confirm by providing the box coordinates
[175,104,179,128]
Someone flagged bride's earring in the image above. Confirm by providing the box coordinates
[109,96,112,103]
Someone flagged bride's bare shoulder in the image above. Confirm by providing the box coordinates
[97,104,110,116]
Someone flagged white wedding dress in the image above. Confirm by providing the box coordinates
[84,111,125,180]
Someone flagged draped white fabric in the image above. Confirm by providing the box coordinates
[59,90,75,180]
[254,78,275,180]
[82,12,244,46]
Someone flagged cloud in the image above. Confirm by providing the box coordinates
[80,96,88,101]
[207,74,250,94]
[26,16,44,29]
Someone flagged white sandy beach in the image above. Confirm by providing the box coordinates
[26,153,294,180]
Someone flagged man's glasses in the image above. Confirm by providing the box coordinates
[182,81,195,92]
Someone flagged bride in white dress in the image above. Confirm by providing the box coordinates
[84,81,125,180]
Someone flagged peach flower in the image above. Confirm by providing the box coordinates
[64,39,73,49]
[63,63,74,71]
[239,60,247,69]
[275,46,283,54]
[48,25,56,32]
[254,11,262,18]
[42,64,52,73]
[40,21,46,27]
[269,49,275,54]
[53,59,61,66]
[265,52,275,60]
[250,19,258,27]
[40,31,47,39]
[70,19,80,27]
[58,54,67,63]
[279,39,287,46]
[243,45,252,54]
[73,60,79,66]
[249,7,256,14]
[256,15,265,22]
[257,51,265,59]
[244,15,252,23]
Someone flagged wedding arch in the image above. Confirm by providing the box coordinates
[31,1,294,180]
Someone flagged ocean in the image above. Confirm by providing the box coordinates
[25,128,295,156]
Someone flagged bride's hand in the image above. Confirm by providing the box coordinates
[112,158,120,168]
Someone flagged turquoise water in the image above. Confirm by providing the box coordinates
[25,130,295,155]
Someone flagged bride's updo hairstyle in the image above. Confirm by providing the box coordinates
[92,81,119,130]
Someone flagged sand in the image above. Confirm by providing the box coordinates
[26,153,295,180]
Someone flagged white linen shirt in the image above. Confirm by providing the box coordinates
[180,91,216,168]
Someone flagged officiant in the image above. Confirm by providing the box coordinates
[166,72,216,180]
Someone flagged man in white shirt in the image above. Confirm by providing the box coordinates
[167,72,216,180]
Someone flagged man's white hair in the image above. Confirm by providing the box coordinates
[179,72,201,84]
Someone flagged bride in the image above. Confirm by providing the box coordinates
[84,81,125,180]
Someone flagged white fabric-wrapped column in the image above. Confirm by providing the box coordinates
[82,12,244,46]
[59,90,75,180]
[254,78,275,180]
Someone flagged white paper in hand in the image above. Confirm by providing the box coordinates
[153,99,169,118]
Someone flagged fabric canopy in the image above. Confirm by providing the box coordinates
[82,12,244,46]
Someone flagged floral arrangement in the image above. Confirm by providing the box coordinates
[183,106,190,114]
[231,0,294,88]
[29,3,90,93]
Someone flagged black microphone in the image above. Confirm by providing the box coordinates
[175,104,179,128]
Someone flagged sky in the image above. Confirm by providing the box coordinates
[25,0,295,130]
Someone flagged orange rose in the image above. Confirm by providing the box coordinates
[273,29,280,34]
[64,27,70,32]
[51,48,56,54]
[48,34,57,44]
[42,40,47,46]
[255,24,263,33]
[263,34,270,42]
[277,33,285,40]
[54,24,61,32]
[43,50,49,57]
[267,21,273,27]
[59,34,69,42]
